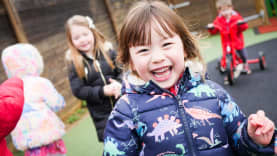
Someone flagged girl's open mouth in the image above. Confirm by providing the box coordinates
[151,66,172,82]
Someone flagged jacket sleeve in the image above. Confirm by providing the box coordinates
[208,18,220,35]
[214,82,276,155]
[103,95,140,156]
[237,14,248,32]
[41,78,66,112]
[0,77,24,140]
[67,62,106,104]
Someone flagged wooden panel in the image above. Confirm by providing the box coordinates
[0,1,17,83]
[173,0,215,31]
[90,0,117,45]
[106,0,140,35]
[232,0,257,17]
[16,0,91,43]
[3,0,28,43]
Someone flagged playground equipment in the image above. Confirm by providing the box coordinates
[207,11,266,85]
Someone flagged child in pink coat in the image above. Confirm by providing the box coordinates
[2,43,67,156]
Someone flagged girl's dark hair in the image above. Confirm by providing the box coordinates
[117,0,205,73]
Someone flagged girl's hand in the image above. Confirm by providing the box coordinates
[247,110,275,146]
[109,78,122,99]
[103,83,115,97]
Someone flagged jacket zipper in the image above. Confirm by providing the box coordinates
[146,80,197,155]
[176,95,197,156]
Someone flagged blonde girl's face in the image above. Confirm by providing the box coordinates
[129,23,186,89]
[70,25,95,53]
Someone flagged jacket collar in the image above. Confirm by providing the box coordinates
[122,66,203,96]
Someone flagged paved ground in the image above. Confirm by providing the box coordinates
[207,39,277,125]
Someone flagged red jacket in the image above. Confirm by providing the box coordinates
[0,77,24,156]
[209,11,248,53]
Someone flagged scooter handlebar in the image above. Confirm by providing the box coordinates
[237,20,246,25]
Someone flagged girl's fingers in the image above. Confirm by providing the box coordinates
[256,110,265,118]
[109,78,117,83]
[253,110,265,127]
[248,114,258,127]
[262,119,274,134]
[255,127,262,135]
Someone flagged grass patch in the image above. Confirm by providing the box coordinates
[66,101,87,124]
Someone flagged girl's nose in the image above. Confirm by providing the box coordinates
[80,38,85,43]
[151,49,165,63]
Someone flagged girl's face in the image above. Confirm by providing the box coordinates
[129,23,186,89]
[70,25,95,53]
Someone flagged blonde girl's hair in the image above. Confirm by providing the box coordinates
[65,15,115,79]
[117,0,206,76]
[216,0,232,9]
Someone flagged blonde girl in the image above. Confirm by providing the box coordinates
[103,1,276,156]
[65,15,122,142]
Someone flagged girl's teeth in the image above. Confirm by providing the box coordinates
[154,67,169,73]
[153,67,171,78]
[154,70,170,78]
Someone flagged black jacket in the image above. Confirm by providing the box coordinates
[67,49,121,141]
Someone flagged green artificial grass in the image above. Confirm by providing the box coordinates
[63,116,103,156]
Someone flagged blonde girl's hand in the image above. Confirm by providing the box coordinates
[109,78,122,99]
[103,83,115,97]
[247,110,275,146]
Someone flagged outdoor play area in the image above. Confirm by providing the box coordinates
[0,0,276,155]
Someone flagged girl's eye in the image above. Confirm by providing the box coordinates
[73,36,79,40]
[163,42,172,47]
[137,48,149,53]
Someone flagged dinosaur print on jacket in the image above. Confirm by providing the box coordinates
[156,144,186,156]
[146,92,173,103]
[220,96,240,123]
[104,137,125,156]
[183,100,221,126]
[195,128,222,149]
[188,84,216,97]
[147,114,182,142]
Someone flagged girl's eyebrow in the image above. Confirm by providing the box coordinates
[134,45,150,48]
[160,35,174,42]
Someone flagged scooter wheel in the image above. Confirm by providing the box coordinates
[227,68,234,85]
[216,59,225,74]
[258,52,266,70]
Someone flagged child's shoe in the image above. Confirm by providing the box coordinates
[220,66,226,73]
[242,63,251,74]
[234,64,243,78]
[224,76,229,85]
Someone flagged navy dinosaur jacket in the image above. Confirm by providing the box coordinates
[103,68,277,156]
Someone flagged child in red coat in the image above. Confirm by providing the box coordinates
[208,0,251,75]
[0,77,24,156]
